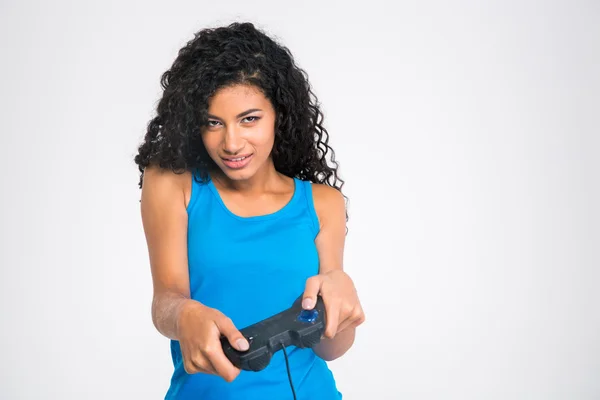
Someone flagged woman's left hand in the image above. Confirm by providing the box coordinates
[301,270,365,339]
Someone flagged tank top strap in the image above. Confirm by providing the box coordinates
[186,168,208,214]
[299,178,320,236]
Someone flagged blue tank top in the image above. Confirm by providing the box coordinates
[164,171,343,400]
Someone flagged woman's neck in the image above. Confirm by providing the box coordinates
[209,163,285,195]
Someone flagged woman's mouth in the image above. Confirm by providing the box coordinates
[221,154,253,169]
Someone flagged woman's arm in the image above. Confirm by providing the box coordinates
[305,184,365,361]
[140,165,195,340]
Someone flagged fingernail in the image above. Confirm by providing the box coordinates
[237,338,249,351]
[302,298,314,309]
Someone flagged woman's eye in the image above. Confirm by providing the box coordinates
[206,116,259,127]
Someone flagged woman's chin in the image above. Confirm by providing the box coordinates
[219,166,255,182]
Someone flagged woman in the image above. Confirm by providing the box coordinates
[134,22,365,400]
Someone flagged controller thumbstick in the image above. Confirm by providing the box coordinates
[297,309,319,323]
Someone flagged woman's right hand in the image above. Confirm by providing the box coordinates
[176,301,249,382]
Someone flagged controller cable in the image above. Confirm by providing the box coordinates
[280,342,297,400]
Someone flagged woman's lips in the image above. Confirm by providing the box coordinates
[221,154,253,169]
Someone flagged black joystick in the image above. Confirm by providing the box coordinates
[221,295,326,372]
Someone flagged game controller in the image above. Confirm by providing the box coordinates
[221,295,326,372]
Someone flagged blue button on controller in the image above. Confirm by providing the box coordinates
[297,309,319,323]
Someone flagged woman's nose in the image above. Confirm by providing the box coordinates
[223,128,245,154]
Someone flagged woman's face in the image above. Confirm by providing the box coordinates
[201,84,277,182]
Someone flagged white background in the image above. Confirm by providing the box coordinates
[1,1,599,399]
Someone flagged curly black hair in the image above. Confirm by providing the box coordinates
[133,22,346,208]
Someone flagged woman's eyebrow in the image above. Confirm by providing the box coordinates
[207,108,263,120]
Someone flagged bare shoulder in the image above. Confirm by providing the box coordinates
[310,183,346,229]
[141,165,192,209]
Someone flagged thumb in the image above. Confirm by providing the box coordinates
[302,275,322,309]
[215,314,249,352]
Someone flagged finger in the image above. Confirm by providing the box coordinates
[215,315,249,352]
[202,321,242,382]
[190,354,217,375]
[302,275,322,309]
[336,303,363,333]
[208,346,240,382]
[323,300,340,339]
[204,343,241,382]
[182,344,216,375]
[183,359,199,375]
[337,314,358,333]
[355,303,366,326]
